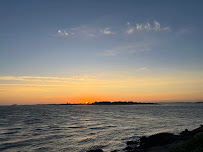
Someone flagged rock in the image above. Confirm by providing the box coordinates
[122,125,203,152]
[179,125,203,140]
[139,133,178,148]
[139,136,148,146]
[191,125,203,135]
[126,140,138,145]
[179,128,191,140]
[111,150,118,152]
[123,146,133,151]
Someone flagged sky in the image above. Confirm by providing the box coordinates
[0,0,203,105]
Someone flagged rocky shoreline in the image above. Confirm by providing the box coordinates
[87,125,203,152]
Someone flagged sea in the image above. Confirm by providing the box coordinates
[0,103,203,152]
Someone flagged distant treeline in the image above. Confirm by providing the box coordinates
[91,101,157,105]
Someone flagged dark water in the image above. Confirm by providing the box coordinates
[0,103,203,152]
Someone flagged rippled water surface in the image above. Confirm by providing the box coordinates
[0,103,203,152]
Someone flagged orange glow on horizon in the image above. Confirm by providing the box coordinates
[0,74,202,105]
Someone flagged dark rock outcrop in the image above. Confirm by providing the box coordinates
[127,141,139,145]
[86,125,203,152]
[123,125,203,152]
[139,133,178,148]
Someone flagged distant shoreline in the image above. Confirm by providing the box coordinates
[91,101,157,105]
[2,101,203,106]
[48,101,158,106]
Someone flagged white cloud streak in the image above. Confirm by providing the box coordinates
[126,21,134,34]
[133,21,170,32]
[102,42,153,56]
[138,67,151,72]
[103,27,113,34]
[58,30,69,36]
[0,75,97,82]
[57,20,170,38]
[126,27,134,34]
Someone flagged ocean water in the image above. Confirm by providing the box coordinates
[0,103,203,152]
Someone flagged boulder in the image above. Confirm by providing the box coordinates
[139,133,178,148]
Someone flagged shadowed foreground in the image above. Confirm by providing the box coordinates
[87,125,203,152]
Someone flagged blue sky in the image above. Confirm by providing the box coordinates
[1,0,203,76]
[0,0,203,104]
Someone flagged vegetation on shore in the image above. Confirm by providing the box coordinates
[170,132,203,152]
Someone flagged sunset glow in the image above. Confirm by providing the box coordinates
[0,73,202,105]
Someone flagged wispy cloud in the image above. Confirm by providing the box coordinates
[144,23,151,31]
[154,20,160,31]
[103,27,113,34]
[102,49,120,56]
[102,42,153,56]
[137,67,151,72]
[126,27,134,34]
[135,21,170,31]
[58,30,69,36]
[125,20,170,34]
[57,20,170,38]
[57,26,98,38]
[70,26,98,37]
[175,27,193,36]
[126,21,134,34]
[0,75,97,82]
[57,26,114,38]
[136,24,143,30]
[127,22,131,26]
